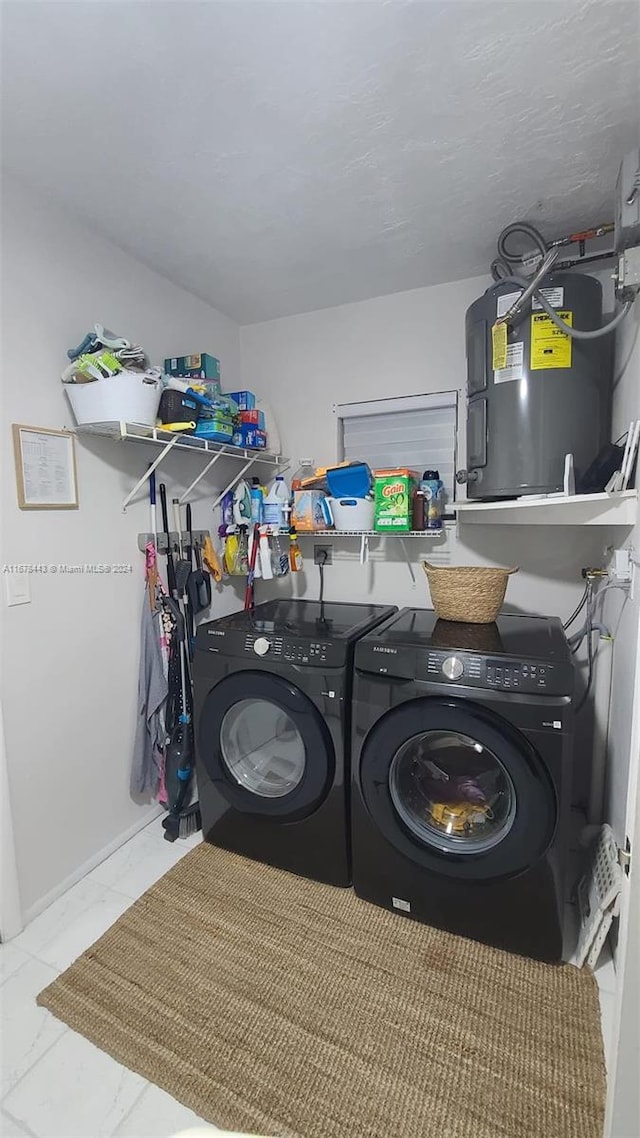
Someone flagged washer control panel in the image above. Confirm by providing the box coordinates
[244,633,285,658]
[283,640,330,665]
[203,626,343,667]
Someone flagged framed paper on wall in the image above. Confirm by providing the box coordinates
[12,424,79,510]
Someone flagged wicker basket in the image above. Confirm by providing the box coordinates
[423,562,519,624]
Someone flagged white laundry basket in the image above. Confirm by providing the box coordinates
[326,497,375,530]
[65,371,162,427]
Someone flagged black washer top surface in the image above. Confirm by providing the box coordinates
[362,608,570,662]
[207,600,396,643]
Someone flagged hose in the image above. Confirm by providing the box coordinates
[493,248,559,320]
[492,221,633,339]
[496,272,632,339]
[563,582,589,631]
[575,581,595,713]
[495,221,548,272]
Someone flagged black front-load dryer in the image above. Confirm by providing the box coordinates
[351,608,575,960]
[194,600,396,886]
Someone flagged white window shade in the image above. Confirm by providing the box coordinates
[337,392,457,507]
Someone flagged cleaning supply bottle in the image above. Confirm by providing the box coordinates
[233,480,252,526]
[420,470,444,531]
[250,477,264,523]
[412,488,425,531]
[270,533,289,577]
[263,475,289,527]
[289,528,303,572]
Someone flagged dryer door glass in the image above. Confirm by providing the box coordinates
[221,698,306,798]
[389,730,516,854]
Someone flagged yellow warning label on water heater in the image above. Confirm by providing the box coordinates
[491,321,508,370]
[530,310,573,370]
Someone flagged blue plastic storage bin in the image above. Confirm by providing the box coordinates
[326,463,373,499]
[194,420,233,442]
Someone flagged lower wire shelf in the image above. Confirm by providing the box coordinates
[296,529,448,538]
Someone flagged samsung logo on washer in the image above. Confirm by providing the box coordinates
[207,630,225,636]
[373,646,397,654]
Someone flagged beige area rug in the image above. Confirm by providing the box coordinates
[38,843,605,1138]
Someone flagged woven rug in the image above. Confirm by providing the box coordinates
[38,843,605,1138]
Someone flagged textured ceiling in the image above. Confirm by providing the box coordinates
[2,1,639,323]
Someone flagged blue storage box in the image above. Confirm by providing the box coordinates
[226,390,256,411]
[326,463,373,499]
[232,425,267,449]
[194,418,233,442]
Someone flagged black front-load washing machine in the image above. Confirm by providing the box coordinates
[194,599,396,886]
[351,608,575,961]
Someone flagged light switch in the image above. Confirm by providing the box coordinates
[5,573,31,606]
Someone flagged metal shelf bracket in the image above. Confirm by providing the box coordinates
[122,434,181,511]
[178,449,227,504]
[211,458,256,511]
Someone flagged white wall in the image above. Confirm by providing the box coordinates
[0,178,242,919]
[603,298,640,845]
[240,278,609,619]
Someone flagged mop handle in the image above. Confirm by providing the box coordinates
[149,467,157,541]
[244,523,260,610]
[159,483,177,596]
[172,498,183,559]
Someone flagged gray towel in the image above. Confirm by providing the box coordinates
[131,595,168,796]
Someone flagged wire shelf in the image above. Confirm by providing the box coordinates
[73,420,285,465]
[297,529,449,538]
[72,420,287,510]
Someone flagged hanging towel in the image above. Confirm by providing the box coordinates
[131,590,168,796]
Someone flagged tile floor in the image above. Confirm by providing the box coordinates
[1,818,218,1137]
[1,818,617,1137]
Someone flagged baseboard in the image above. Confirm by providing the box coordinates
[22,805,163,929]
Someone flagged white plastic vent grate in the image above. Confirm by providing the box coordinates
[575,824,623,969]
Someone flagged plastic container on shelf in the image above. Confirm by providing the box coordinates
[412,489,425,531]
[263,476,290,526]
[325,463,373,500]
[421,470,444,531]
[250,478,264,523]
[325,497,375,530]
[65,371,162,427]
[158,390,202,425]
[193,419,233,442]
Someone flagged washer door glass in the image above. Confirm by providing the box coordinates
[389,729,516,854]
[220,698,306,798]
